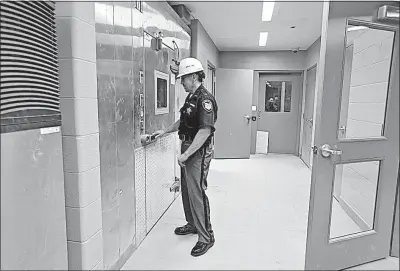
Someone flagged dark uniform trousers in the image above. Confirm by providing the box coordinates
[180,140,214,244]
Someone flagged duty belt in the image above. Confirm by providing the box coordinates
[179,134,194,142]
[179,134,213,145]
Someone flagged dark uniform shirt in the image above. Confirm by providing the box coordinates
[178,84,218,140]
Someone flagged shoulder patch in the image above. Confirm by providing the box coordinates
[202,99,213,113]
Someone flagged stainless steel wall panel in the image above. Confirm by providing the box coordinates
[134,147,147,245]
[131,8,145,149]
[143,32,175,135]
[99,122,118,211]
[114,1,137,259]
[95,2,121,269]
[116,120,136,254]
[95,1,191,267]
[102,205,120,269]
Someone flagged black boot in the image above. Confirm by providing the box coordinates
[190,241,214,257]
[174,224,198,235]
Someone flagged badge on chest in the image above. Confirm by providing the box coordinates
[185,102,196,116]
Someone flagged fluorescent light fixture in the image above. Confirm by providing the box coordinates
[259,32,269,46]
[348,25,368,31]
[262,1,275,21]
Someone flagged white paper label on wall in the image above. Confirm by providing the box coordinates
[252,105,257,111]
[40,126,60,135]
[171,73,176,85]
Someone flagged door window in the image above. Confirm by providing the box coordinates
[338,23,395,139]
[330,160,380,240]
[264,81,292,112]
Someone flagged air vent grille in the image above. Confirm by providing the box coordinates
[0,1,61,133]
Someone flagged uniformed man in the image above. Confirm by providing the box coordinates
[153,57,218,257]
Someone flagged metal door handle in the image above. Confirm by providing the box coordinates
[244,115,251,122]
[320,144,342,158]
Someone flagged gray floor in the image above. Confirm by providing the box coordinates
[122,154,398,270]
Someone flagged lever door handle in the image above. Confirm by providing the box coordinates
[320,144,343,158]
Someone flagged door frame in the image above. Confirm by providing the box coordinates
[207,61,216,150]
[207,60,216,97]
[305,1,400,269]
[299,63,318,167]
[252,70,304,156]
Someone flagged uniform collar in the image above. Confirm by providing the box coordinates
[187,84,203,101]
[192,84,204,97]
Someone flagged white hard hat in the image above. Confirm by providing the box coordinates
[176,57,204,79]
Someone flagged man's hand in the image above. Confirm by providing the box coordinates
[177,153,189,167]
[152,130,165,139]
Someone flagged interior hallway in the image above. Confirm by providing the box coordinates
[122,154,398,270]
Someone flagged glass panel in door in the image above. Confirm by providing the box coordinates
[305,1,399,270]
[338,25,395,139]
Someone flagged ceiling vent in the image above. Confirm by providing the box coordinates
[171,4,191,25]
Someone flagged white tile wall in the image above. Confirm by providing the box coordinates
[59,59,98,99]
[65,198,103,242]
[57,17,96,62]
[64,166,101,208]
[62,133,100,173]
[60,98,99,136]
[67,230,103,270]
[348,82,388,103]
[345,120,382,138]
[56,2,95,26]
[351,59,392,87]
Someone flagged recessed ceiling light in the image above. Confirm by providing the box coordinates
[262,1,275,22]
[259,32,268,46]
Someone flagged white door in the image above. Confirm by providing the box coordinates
[214,68,253,159]
[300,65,317,167]
[257,74,302,154]
[305,1,399,270]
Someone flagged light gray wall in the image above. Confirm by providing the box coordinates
[299,37,321,163]
[251,72,260,154]
[190,19,220,68]
[219,51,306,154]
[391,181,399,257]
[304,38,321,70]
[219,51,306,71]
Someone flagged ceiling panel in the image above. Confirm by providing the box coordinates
[169,1,323,51]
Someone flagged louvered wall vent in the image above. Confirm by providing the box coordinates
[0,1,61,133]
